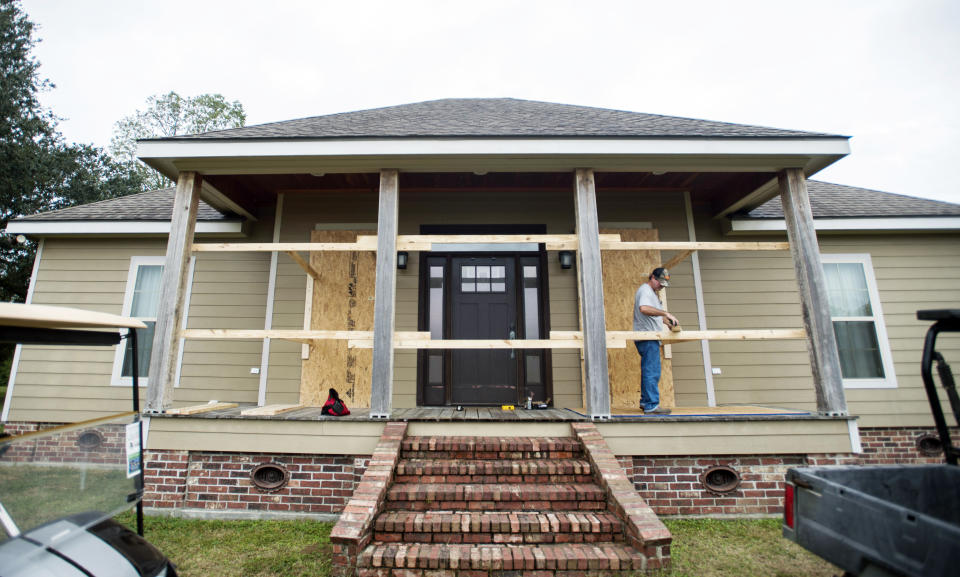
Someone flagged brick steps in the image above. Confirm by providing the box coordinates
[400,436,580,460]
[333,426,670,575]
[373,511,624,544]
[394,458,593,484]
[358,542,647,572]
[385,482,606,512]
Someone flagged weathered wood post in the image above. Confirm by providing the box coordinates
[574,169,611,419]
[146,171,201,412]
[370,170,399,418]
[779,168,848,415]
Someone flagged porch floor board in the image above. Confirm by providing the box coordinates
[152,404,832,422]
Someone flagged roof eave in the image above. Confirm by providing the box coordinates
[725,216,960,235]
[4,219,247,238]
[136,136,851,180]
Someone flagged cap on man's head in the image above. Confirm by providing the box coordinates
[651,267,670,287]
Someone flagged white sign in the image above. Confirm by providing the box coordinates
[125,422,142,479]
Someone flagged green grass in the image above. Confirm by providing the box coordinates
[116,513,334,577]
[110,515,839,577]
[663,518,840,577]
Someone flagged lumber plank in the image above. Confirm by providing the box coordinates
[779,168,847,415]
[240,404,304,416]
[370,170,399,418]
[147,171,201,412]
[607,329,807,344]
[192,242,373,252]
[167,401,238,415]
[600,241,789,251]
[662,249,696,270]
[575,169,611,418]
[284,251,322,282]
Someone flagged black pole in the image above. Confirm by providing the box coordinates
[129,329,145,536]
[920,320,958,466]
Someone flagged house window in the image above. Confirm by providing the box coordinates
[113,257,164,386]
[822,254,897,388]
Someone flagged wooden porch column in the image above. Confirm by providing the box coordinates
[779,168,848,415]
[147,171,201,412]
[574,169,611,419]
[370,170,399,418]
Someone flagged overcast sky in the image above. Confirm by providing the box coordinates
[20,0,960,203]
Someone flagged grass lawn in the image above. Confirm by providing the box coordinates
[116,515,839,577]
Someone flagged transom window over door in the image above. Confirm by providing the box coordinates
[822,254,897,388]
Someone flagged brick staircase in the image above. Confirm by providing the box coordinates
[331,422,671,576]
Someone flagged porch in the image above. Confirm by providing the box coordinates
[144,404,858,457]
[151,404,819,423]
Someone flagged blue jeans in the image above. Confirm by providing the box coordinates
[634,340,661,411]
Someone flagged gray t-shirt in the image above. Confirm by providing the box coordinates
[633,283,663,332]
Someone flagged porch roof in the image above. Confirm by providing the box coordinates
[134,99,850,218]
[145,98,845,140]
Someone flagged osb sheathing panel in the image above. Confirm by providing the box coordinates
[600,228,674,409]
[300,230,375,407]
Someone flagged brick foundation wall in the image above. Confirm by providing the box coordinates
[621,426,960,516]
[6,422,956,517]
[143,450,369,514]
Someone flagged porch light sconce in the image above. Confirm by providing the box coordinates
[397,251,408,269]
[558,251,574,270]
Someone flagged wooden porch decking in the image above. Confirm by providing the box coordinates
[153,404,829,423]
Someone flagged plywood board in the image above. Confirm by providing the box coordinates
[299,230,376,407]
[600,228,674,409]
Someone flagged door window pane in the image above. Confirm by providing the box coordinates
[461,265,506,293]
[522,266,540,339]
[476,265,490,293]
[429,266,444,338]
[525,354,542,385]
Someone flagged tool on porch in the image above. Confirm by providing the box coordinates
[501,405,515,411]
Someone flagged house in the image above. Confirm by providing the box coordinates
[4,99,959,524]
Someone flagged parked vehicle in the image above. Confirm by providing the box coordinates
[783,309,960,577]
[0,303,176,576]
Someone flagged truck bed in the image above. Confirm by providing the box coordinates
[784,465,960,577]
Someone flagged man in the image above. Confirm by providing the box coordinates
[633,267,678,415]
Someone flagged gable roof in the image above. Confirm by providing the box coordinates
[14,188,234,222]
[747,181,960,219]
[149,98,844,141]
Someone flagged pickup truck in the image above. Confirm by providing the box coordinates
[783,310,960,577]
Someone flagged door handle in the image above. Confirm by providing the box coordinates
[509,324,516,359]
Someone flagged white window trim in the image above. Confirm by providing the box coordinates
[111,256,165,387]
[822,253,898,389]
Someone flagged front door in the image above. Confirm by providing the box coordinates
[419,251,550,407]
[450,256,517,404]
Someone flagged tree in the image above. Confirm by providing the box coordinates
[110,91,246,190]
[1,0,144,304]
[1,0,143,383]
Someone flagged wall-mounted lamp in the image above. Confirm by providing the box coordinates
[397,251,408,270]
[558,251,574,270]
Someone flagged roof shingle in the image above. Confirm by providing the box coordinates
[16,188,235,222]
[746,181,960,219]
[150,98,845,141]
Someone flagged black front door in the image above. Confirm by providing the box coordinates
[450,256,518,404]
